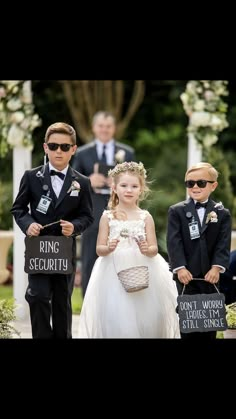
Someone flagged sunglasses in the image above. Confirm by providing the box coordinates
[47,143,74,152]
[185,179,215,188]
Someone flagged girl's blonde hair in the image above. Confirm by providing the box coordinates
[185,162,219,181]
[108,161,150,210]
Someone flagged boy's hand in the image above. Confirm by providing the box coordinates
[60,219,74,236]
[26,222,43,236]
[177,268,193,285]
[204,266,220,284]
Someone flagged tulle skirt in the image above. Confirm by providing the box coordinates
[78,251,180,338]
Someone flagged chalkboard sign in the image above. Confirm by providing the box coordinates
[177,292,227,333]
[24,236,73,274]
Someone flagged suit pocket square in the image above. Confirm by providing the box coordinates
[70,190,79,196]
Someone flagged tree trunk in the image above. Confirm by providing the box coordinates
[60,80,145,142]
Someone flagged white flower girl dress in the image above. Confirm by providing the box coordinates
[78,210,180,338]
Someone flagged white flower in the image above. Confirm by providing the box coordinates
[206,211,218,224]
[190,111,212,127]
[0,80,41,157]
[7,124,25,146]
[202,134,218,147]
[67,180,81,194]
[181,80,229,148]
[114,149,125,163]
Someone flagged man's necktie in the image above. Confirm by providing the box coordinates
[50,169,65,180]
[100,145,107,164]
[195,201,207,209]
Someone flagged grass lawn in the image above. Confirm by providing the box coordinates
[0,284,83,315]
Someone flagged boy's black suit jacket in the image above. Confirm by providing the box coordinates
[167,198,232,278]
[11,163,94,240]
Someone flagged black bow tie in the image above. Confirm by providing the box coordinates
[50,170,65,180]
[195,201,207,209]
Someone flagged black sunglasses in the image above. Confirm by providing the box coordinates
[47,143,74,152]
[185,179,215,188]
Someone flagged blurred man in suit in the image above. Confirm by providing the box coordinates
[72,111,135,296]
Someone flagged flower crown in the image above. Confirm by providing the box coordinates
[108,161,147,179]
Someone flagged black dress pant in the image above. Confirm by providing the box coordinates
[25,272,74,339]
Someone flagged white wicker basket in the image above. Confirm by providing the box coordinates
[118,265,149,293]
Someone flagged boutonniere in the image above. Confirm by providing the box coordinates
[206,211,218,224]
[114,149,125,163]
[67,180,81,194]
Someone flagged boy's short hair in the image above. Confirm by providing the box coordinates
[185,162,219,182]
[45,122,76,145]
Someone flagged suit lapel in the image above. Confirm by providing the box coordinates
[184,199,202,237]
[37,164,57,206]
[184,198,196,220]
[44,164,57,205]
[91,142,99,161]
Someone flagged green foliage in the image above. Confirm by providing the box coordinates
[0,181,13,229]
[72,287,83,314]
[0,299,20,338]
[206,147,234,215]
[226,302,236,328]
[136,127,187,256]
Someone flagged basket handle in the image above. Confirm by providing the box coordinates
[181,278,220,296]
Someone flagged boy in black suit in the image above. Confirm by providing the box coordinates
[11,122,94,338]
[72,111,135,296]
[167,162,231,340]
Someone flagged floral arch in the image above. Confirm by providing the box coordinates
[0,80,41,157]
[181,80,229,152]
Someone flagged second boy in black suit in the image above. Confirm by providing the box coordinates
[11,122,94,338]
[72,111,135,296]
[167,162,231,340]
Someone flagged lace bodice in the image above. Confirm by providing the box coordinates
[104,209,149,250]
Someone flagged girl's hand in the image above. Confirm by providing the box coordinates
[136,239,149,255]
[108,238,120,252]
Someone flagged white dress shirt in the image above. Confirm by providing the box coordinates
[49,163,68,198]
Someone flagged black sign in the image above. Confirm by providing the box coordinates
[24,236,73,274]
[177,293,227,333]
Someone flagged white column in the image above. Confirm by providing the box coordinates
[187,133,202,169]
[13,146,31,319]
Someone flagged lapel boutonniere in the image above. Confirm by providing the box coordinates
[206,211,218,224]
[114,149,126,163]
[67,180,81,194]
